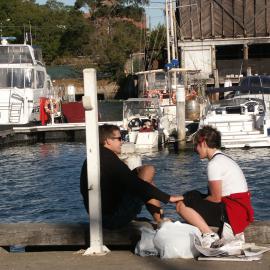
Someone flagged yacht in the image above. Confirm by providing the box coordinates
[0,37,52,125]
[200,94,270,148]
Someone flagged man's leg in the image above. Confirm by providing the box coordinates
[136,165,164,223]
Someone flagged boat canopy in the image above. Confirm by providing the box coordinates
[123,98,161,120]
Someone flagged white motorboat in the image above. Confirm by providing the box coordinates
[200,96,270,148]
[122,98,164,149]
[0,37,52,125]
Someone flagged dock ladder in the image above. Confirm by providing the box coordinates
[9,102,22,123]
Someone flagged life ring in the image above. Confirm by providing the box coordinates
[44,98,59,115]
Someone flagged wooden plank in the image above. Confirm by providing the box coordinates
[233,0,235,37]
[200,0,203,38]
[211,0,215,37]
[254,0,257,36]
[265,0,269,35]
[243,0,247,36]
[221,0,225,36]
[0,221,269,248]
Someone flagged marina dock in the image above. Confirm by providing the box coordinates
[0,122,123,147]
[0,249,269,270]
[0,221,269,270]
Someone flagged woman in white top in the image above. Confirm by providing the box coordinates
[176,126,253,248]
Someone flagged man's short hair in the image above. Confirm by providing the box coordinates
[194,125,221,149]
[99,124,120,145]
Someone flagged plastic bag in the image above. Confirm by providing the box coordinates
[153,221,201,259]
[135,226,158,257]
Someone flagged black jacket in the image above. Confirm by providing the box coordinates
[80,146,170,216]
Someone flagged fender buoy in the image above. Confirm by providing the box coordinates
[44,98,59,115]
[172,92,176,104]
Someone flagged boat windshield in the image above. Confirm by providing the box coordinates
[0,68,36,89]
[236,76,270,95]
[123,98,161,120]
[213,98,250,107]
[0,46,33,64]
[33,47,43,63]
[137,72,167,91]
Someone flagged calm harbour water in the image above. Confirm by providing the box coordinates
[0,143,269,223]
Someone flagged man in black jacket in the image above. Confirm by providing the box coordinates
[80,124,182,229]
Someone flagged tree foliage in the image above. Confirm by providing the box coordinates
[0,0,162,81]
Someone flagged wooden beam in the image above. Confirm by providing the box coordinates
[199,0,203,38]
[211,0,215,37]
[254,0,257,36]
[243,0,247,36]
[221,0,225,37]
[190,0,194,39]
[266,0,269,35]
[233,0,235,37]
[243,44,249,60]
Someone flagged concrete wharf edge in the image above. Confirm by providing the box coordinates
[0,222,270,270]
[0,221,269,249]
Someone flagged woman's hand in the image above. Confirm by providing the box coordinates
[169,195,184,203]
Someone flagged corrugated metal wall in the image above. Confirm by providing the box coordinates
[176,0,270,40]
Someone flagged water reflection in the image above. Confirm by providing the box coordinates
[0,143,269,223]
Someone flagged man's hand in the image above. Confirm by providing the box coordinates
[169,195,184,203]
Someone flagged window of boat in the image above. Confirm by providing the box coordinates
[0,46,33,64]
[239,77,249,87]
[261,76,270,87]
[25,69,34,88]
[36,71,45,88]
[249,76,261,87]
[33,47,43,63]
[149,72,166,89]
[0,68,34,89]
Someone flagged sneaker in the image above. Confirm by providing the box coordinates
[201,232,220,248]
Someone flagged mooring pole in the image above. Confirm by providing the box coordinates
[176,83,186,150]
[82,68,110,256]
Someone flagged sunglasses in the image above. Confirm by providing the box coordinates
[110,136,122,141]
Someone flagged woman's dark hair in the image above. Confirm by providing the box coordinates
[99,124,120,145]
[193,125,221,149]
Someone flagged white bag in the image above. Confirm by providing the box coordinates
[135,226,158,257]
[153,221,201,259]
[154,221,201,259]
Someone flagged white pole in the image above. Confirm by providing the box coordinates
[176,84,186,149]
[169,0,175,60]
[165,0,171,63]
[82,68,110,256]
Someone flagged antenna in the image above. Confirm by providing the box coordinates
[24,24,26,44]
[29,21,32,46]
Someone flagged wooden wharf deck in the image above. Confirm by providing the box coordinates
[0,221,269,251]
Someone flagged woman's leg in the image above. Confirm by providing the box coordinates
[176,201,213,233]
